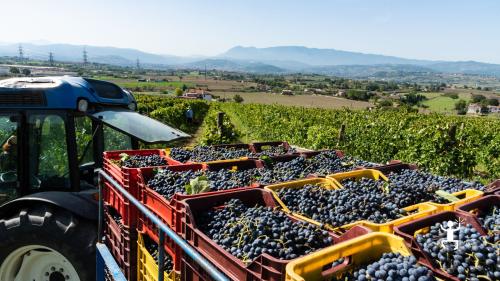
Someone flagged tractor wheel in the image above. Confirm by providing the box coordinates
[0,204,96,281]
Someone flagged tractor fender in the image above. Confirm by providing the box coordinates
[0,190,98,221]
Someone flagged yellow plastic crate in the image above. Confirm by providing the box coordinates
[137,232,177,281]
[326,169,388,183]
[429,189,484,211]
[330,202,437,234]
[266,172,436,233]
[285,232,413,281]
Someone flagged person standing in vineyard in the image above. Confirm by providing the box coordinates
[186,106,194,124]
[0,136,17,172]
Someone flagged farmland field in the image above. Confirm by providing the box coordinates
[214,92,373,109]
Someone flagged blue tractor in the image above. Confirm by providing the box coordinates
[0,76,188,281]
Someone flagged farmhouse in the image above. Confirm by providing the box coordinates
[488,105,500,113]
[182,89,213,101]
[467,103,482,114]
[335,90,347,97]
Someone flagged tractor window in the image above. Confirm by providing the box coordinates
[104,125,132,151]
[0,114,19,204]
[75,116,94,165]
[28,114,70,190]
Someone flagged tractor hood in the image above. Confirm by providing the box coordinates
[91,108,190,143]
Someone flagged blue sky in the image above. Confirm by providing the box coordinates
[1,0,499,63]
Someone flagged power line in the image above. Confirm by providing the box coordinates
[18,44,24,62]
[83,47,88,66]
[49,52,54,66]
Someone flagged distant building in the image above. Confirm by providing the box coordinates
[281,90,293,96]
[488,105,500,113]
[182,89,212,101]
[335,90,346,97]
[467,103,482,114]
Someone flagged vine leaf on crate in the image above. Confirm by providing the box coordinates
[185,176,210,195]
[119,153,130,162]
[259,155,273,167]
[435,190,459,202]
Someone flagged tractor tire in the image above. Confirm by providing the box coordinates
[0,204,96,281]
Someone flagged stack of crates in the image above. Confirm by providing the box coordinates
[99,143,497,281]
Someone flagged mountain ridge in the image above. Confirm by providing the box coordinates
[1,42,500,77]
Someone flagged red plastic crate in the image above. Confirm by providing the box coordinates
[103,149,176,194]
[102,175,138,227]
[104,205,137,281]
[484,179,500,195]
[137,164,204,229]
[181,253,219,281]
[394,211,487,281]
[138,162,260,270]
[138,160,261,229]
[179,188,371,281]
[456,195,500,232]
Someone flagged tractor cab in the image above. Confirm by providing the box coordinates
[0,76,188,204]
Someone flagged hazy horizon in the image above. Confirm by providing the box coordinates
[1,0,499,63]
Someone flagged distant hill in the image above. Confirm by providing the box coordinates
[219,45,433,66]
[426,61,500,76]
[0,42,194,66]
[1,42,500,77]
[182,59,285,73]
[305,64,436,77]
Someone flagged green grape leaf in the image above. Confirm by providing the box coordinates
[185,176,210,195]
[435,190,459,202]
[119,153,130,162]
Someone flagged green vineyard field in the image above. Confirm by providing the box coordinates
[135,95,500,182]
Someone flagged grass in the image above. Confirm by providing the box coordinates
[421,92,472,113]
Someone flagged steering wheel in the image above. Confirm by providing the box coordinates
[0,172,42,189]
[0,171,16,183]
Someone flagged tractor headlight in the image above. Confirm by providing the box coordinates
[78,99,89,112]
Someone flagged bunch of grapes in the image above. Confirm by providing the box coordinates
[303,151,379,176]
[147,168,261,200]
[477,206,500,241]
[258,157,307,183]
[143,235,174,272]
[416,221,499,280]
[147,169,203,200]
[107,208,124,230]
[385,169,485,206]
[169,146,252,163]
[168,147,192,162]
[205,168,260,191]
[121,154,167,168]
[198,199,333,262]
[331,253,435,281]
[277,180,407,228]
[253,144,297,157]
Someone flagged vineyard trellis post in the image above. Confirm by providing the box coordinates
[217,111,224,143]
[337,123,346,148]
